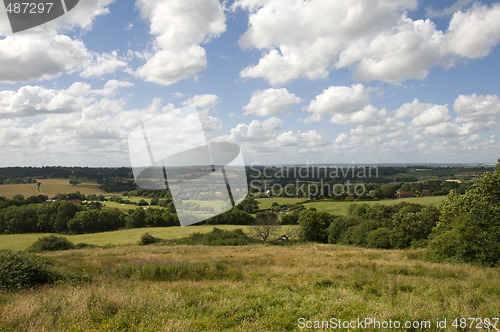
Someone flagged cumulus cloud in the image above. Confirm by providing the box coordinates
[304,84,370,122]
[453,93,500,130]
[0,85,83,117]
[183,94,220,109]
[235,0,500,84]
[218,116,329,161]
[80,51,128,78]
[0,80,135,120]
[223,117,282,142]
[0,81,186,166]
[135,0,226,85]
[236,0,418,85]
[0,31,92,83]
[243,88,303,116]
[410,104,450,127]
[445,3,500,59]
[0,0,119,83]
[337,17,446,82]
[330,91,500,162]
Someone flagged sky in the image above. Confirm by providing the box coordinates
[0,0,500,167]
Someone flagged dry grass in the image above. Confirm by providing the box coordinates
[1,243,498,331]
[0,179,120,199]
[0,183,39,199]
[37,179,117,197]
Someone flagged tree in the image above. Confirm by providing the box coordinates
[391,206,439,249]
[428,159,500,266]
[69,180,80,186]
[126,208,146,228]
[251,212,279,241]
[236,197,260,214]
[298,210,334,243]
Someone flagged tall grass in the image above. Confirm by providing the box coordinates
[0,243,498,331]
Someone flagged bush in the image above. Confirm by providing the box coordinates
[139,232,159,245]
[171,228,250,246]
[0,250,62,291]
[367,228,393,249]
[26,235,75,252]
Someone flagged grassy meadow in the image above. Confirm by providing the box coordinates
[0,242,498,331]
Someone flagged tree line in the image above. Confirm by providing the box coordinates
[296,160,500,266]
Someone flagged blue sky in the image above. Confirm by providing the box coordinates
[0,0,499,166]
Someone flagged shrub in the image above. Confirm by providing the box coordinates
[139,232,159,245]
[367,228,393,249]
[0,250,62,291]
[171,228,250,246]
[26,235,75,252]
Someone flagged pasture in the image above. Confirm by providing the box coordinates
[0,242,498,331]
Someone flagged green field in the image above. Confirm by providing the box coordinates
[258,196,446,215]
[0,225,255,251]
[1,243,498,331]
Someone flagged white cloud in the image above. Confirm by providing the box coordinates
[243,88,302,116]
[453,93,500,130]
[0,80,133,119]
[304,84,370,122]
[0,31,92,83]
[0,85,82,117]
[218,116,329,161]
[337,16,446,82]
[80,51,127,78]
[410,104,450,127]
[329,105,387,125]
[395,98,439,118]
[446,3,500,59]
[183,94,220,109]
[135,0,226,85]
[0,81,190,166]
[236,0,500,84]
[426,0,474,18]
[223,117,282,142]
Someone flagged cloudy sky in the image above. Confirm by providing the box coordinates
[0,0,499,166]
